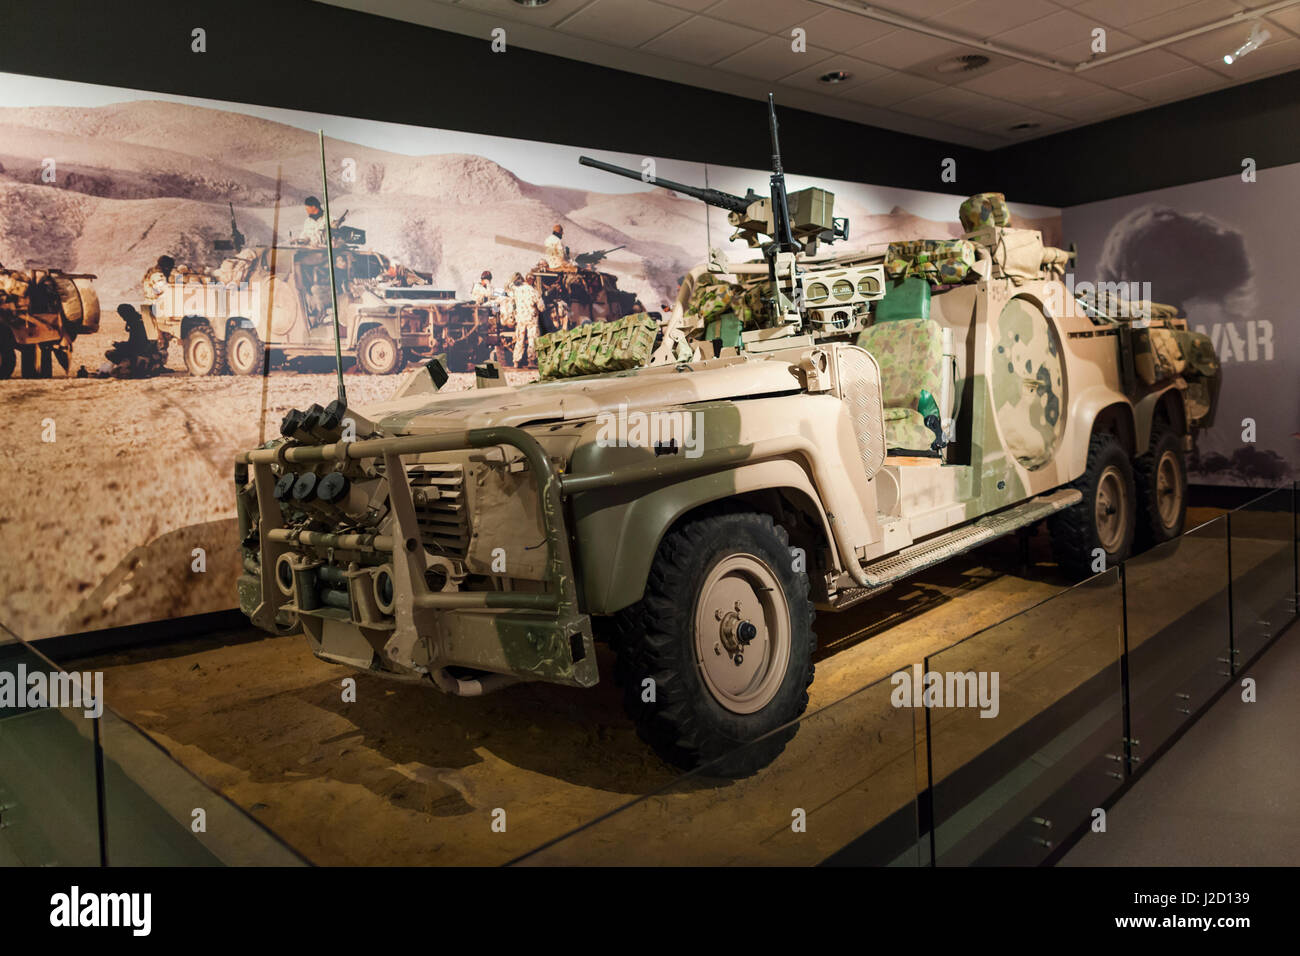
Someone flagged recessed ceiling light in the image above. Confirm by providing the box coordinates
[819,70,852,85]
[1008,122,1040,131]
[512,0,551,7]
[936,54,991,74]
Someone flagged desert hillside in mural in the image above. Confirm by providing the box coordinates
[0,95,1062,643]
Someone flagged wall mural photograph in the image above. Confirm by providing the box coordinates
[0,72,1061,643]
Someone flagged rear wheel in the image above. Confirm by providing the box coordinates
[183,321,227,376]
[226,327,264,376]
[1049,431,1137,576]
[611,510,816,777]
[356,327,405,375]
[1134,427,1187,548]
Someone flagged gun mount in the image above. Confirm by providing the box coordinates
[578,96,848,257]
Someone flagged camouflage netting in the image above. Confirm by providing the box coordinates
[536,314,658,380]
[959,192,1011,233]
[883,238,977,285]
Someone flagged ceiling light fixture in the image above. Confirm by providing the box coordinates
[819,70,852,84]
[1224,22,1270,64]
[512,0,551,7]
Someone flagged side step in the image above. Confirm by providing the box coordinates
[832,488,1083,607]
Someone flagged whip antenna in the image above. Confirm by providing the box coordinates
[318,130,347,407]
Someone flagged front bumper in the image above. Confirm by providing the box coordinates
[235,426,597,691]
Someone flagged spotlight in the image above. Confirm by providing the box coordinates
[1224,23,1270,64]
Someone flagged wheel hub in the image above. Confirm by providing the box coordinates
[694,554,790,714]
[1155,450,1182,527]
[1095,465,1128,553]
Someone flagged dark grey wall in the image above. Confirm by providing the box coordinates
[6,0,1299,207]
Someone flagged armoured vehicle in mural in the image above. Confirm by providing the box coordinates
[0,266,100,378]
[525,261,643,333]
[233,97,1219,775]
[141,231,466,376]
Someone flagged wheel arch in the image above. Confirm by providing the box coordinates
[576,458,837,615]
[1133,385,1187,451]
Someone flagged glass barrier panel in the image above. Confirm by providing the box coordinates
[1230,485,1298,666]
[99,707,307,866]
[927,569,1124,866]
[511,673,920,866]
[0,637,102,866]
[1123,516,1231,758]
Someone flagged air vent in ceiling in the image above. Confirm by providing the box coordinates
[935,54,991,74]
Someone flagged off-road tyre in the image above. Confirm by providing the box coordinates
[1049,431,1137,577]
[610,510,817,777]
[183,321,228,376]
[1133,426,1187,549]
[356,327,405,375]
[226,327,264,376]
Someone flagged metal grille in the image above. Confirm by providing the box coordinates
[408,463,470,558]
[834,345,886,478]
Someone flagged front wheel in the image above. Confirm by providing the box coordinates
[1049,432,1137,576]
[611,510,816,776]
[356,327,405,375]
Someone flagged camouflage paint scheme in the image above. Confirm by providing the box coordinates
[234,221,1220,696]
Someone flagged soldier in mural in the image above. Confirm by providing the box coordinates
[470,270,495,304]
[99,303,166,379]
[299,195,328,245]
[509,271,542,367]
[544,224,569,269]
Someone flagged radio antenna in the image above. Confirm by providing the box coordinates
[318,130,347,407]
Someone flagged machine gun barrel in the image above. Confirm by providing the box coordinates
[578,156,755,215]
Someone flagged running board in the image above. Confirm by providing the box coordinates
[833,488,1083,606]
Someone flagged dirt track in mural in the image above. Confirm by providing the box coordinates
[0,368,529,642]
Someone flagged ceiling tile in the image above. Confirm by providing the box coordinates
[849,29,974,70]
[653,0,722,10]
[778,53,893,94]
[1268,6,1300,36]
[957,60,1107,104]
[865,0,971,19]
[1120,64,1230,100]
[1124,0,1247,43]
[1074,47,1198,87]
[714,35,833,81]
[1042,86,1147,120]
[1071,0,1195,29]
[841,71,947,108]
[559,0,692,46]
[1050,25,1140,62]
[893,84,1000,120]
[704,0,826,34]
[993,8,1131,60]
[454,0,597,28]
[969,104,1072,134]
[800,8,899,51]
[640,14,767,64]
[927,0,1060,41]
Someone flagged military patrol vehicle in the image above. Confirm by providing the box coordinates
[234,97,1219,775]
[0,265,100,378]
[142,220,459,376]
